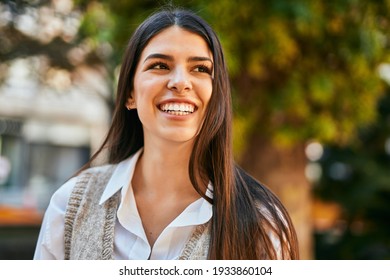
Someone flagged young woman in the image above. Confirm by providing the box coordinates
[34,8,299,260]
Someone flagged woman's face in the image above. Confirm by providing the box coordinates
[129,26,213,147]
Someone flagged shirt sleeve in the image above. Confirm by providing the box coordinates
[33,177,77,260]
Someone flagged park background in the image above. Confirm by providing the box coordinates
[0,0,389,260]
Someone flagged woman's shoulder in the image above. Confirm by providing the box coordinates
[235,165,288,219]
[50,163,116,206]
[235,165,272,195]
[77,163,117,176]
[49,177,78,211]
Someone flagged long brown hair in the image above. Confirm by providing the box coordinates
[83,8,299,259]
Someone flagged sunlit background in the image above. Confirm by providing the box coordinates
[1,0,389,260]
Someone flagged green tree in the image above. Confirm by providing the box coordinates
[195,0,390,259]
[0,0,114,107]
[314,86,390,259]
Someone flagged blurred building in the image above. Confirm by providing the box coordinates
[0,56,111,259]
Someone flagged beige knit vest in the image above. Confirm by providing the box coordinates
[64,164,211,260]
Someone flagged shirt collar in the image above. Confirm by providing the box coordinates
[99,148,144,205]
[98,147,214,205]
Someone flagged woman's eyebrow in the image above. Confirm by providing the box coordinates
[143,53,173,63]
[188,56,213,63]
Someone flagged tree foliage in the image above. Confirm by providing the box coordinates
[198,0,390,151]
[314,87,390,259]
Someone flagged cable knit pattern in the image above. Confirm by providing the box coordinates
[101,193,119,260]
[64,176,88,260]
[178,222,210,260]
[64,164,211,260]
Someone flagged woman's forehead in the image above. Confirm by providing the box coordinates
[140,26,213,61]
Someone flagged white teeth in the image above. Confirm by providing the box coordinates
[160,102,195,115]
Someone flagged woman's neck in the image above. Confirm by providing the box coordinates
[133,140,199,198]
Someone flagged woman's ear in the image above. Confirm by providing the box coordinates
[125,96,136,110]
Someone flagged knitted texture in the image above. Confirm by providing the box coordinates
[64,164,211,260]
[178,222,210,260]
[64,165,118,260]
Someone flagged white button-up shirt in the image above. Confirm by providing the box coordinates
[34,149,213,260]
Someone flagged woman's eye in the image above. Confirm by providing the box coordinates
[194,65,212,74]
[149,62,169,70]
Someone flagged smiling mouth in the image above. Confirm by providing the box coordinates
[159,102,197,116]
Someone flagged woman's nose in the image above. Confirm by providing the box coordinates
[167,68,192,93]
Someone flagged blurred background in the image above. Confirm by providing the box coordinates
[0,0,389,260]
